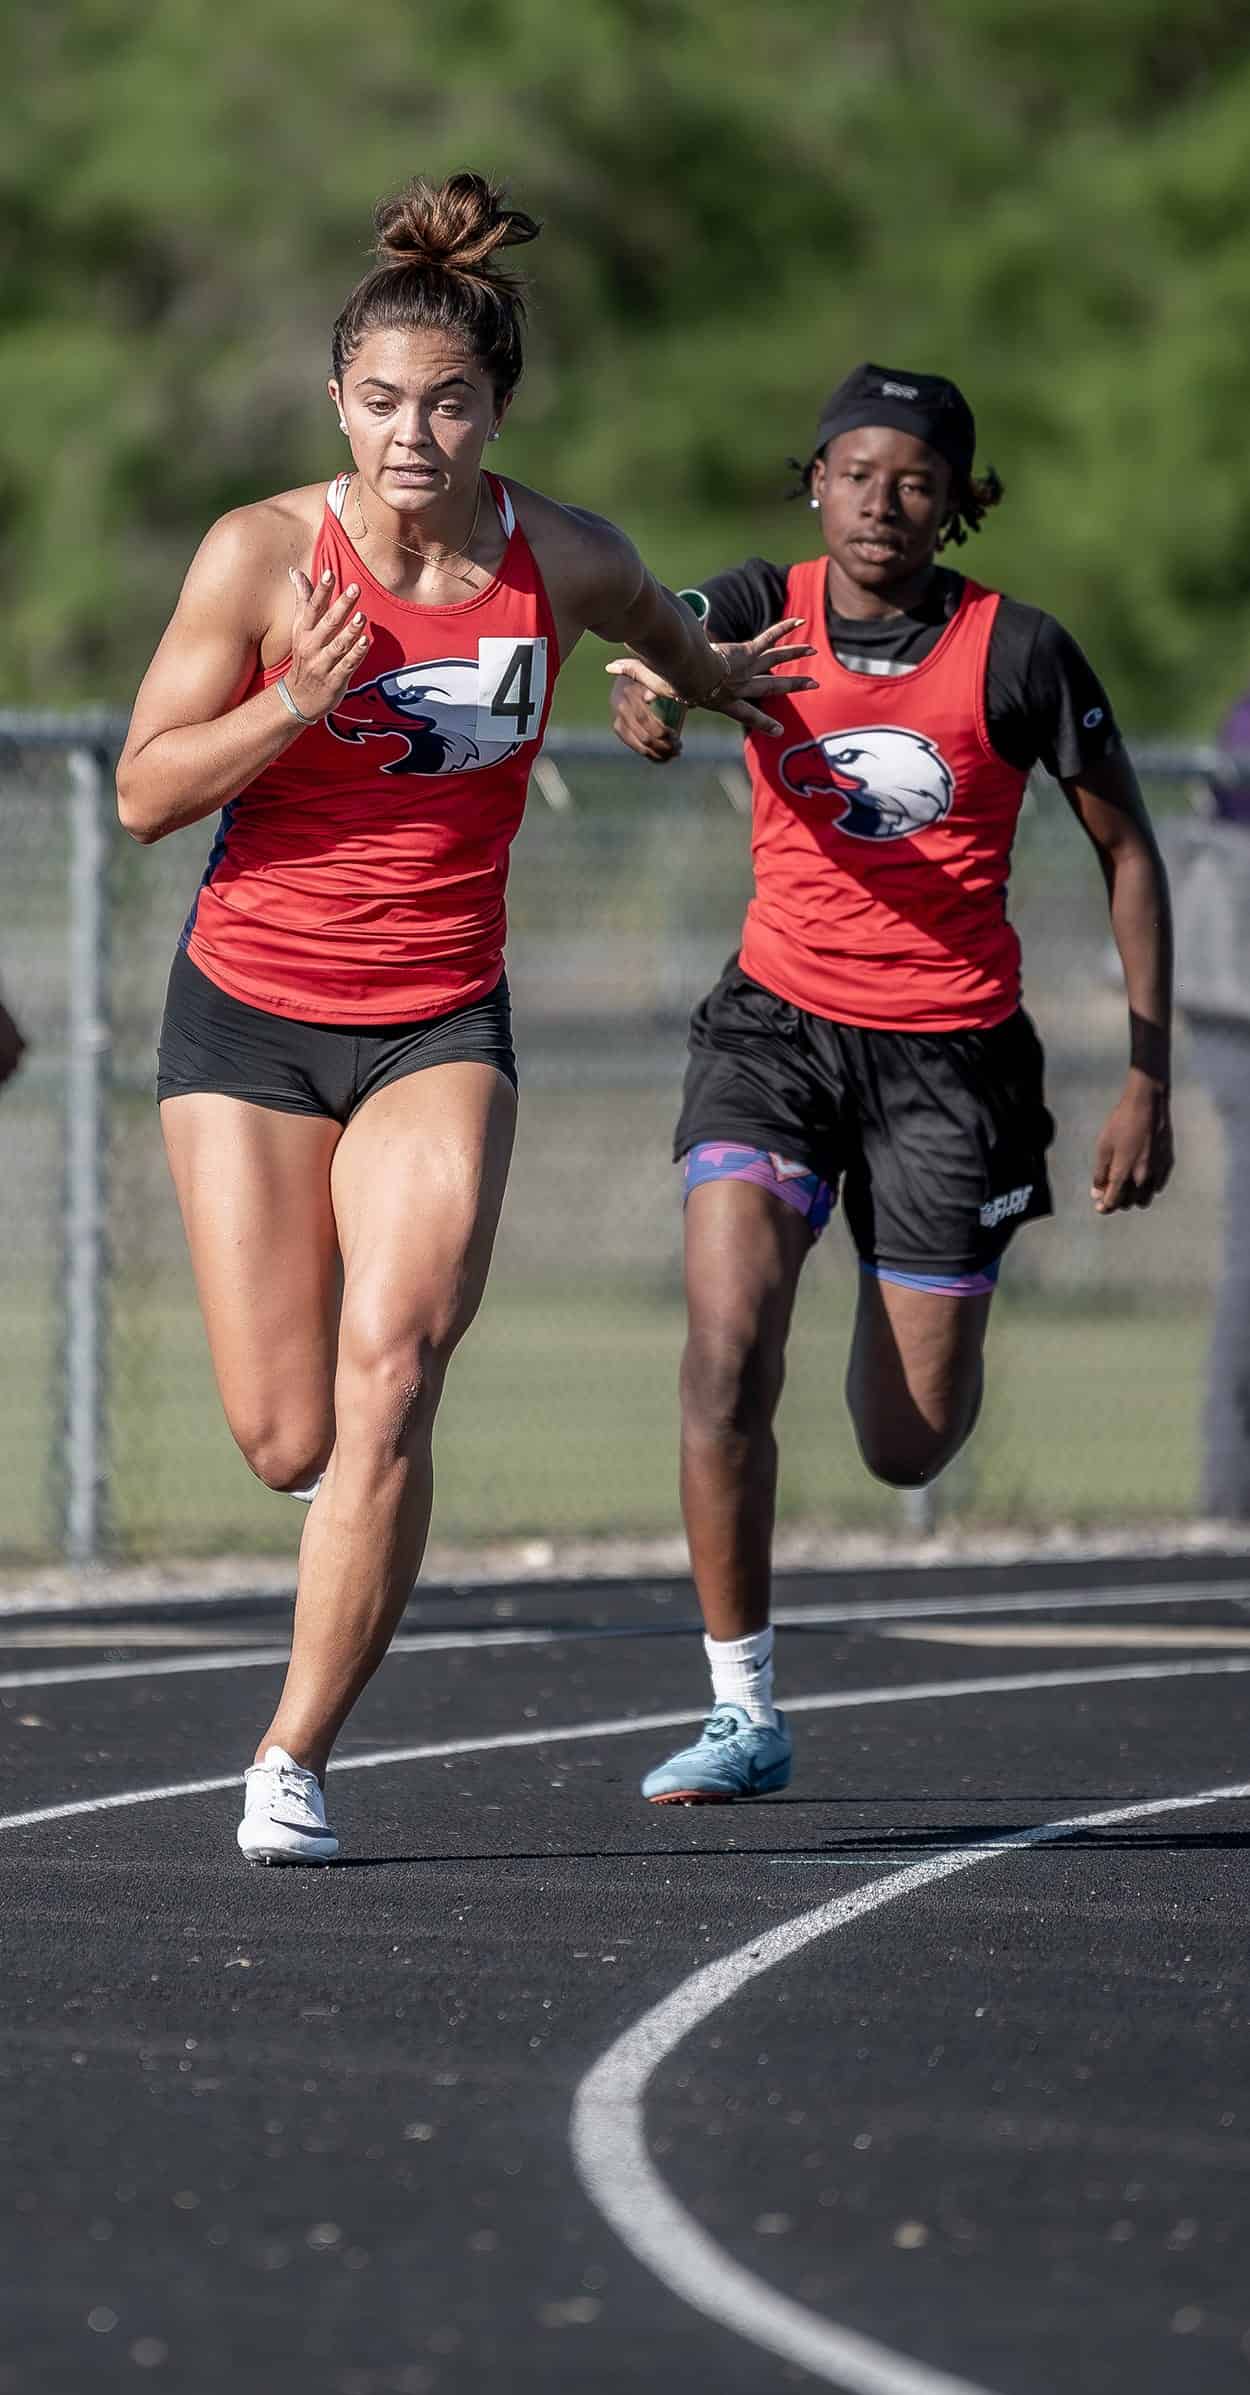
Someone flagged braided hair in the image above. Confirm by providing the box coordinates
[938,467,1005,549]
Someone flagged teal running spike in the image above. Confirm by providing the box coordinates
[641,1703,792,1805]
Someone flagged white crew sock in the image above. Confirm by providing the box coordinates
[703,1626,777,1726]
[289,1475,323,1504]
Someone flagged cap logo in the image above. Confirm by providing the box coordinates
[880,380,920,400]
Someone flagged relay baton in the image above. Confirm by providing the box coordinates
[650,587,711,731]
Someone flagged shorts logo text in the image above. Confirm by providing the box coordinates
[979,1184,1033,1228]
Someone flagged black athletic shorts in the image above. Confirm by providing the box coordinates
[156,947,517,1122]
[674,959,1054,1278]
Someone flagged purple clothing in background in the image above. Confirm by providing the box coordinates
[1214,693,1250,824]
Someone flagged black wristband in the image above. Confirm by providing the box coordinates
[1129,1010,1170,1083]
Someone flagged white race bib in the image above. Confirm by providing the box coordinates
[475,637,548,747]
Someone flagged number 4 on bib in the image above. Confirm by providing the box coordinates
[476,638,548,744]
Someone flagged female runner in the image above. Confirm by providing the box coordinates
[609,360,1173,1804]
[116,172,814,1862]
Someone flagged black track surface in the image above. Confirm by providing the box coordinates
[3,1553,1250,2394]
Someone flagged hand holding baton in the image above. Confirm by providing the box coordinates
[650,588,712,732]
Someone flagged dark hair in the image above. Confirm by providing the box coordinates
[331,172,541,398]
[937,467,1004,549]
[788,450,1005,549]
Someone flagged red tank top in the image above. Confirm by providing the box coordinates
[182,474,559,1021]
[738,562,1029,1032]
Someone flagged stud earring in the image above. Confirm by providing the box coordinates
[809,495,819,509]
[488,428,501,442]
[338,417,349,434]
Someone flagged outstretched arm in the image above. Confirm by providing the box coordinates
[1062,752,1174,1212]
[598,569,815,738]
[553,508,814,737]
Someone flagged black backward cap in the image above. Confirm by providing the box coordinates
[813,362,976,482]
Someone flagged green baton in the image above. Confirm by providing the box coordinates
[651,587,711,731]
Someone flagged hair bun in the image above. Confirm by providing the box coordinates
[373,172,541,279]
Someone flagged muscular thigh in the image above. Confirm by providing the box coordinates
[160,1094,342,1451]
[849,1271,993,1436]
[684,1178,814,1348]
[331,1063,517,1389]
[683,1178,816,1431]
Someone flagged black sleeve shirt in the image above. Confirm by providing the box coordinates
[696,557,1121,785]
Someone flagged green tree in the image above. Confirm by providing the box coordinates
[6,0,1250,730]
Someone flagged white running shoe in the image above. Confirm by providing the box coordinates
[237,1746,339,1865]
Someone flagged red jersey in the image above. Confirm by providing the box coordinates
[739,561,1029,1032]
[182,474,558,1021]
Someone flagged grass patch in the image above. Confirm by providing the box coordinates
[1,1272,1205,1560]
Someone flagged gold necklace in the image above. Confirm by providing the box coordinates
[353,475,485,587]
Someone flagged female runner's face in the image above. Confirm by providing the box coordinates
[329,327,506,513]
[811,425,952,600]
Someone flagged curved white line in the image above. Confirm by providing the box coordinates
[571,1777,1250,2395]
[2,1653,1250,1836]
[2,1576,1247,1693]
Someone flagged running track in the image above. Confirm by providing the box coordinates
[3,1551,1250,2394]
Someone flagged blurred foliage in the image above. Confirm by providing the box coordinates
[7,0,1250,729]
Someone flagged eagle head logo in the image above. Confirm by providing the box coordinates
[325,660,519,777]
[779,725,955,841]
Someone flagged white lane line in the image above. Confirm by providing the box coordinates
[571,1775,1250,2395]
[3,1576,1249,1694]
[0,1625,565,1692]
[772,1577,1250,1629]
[0,1625,288,1649]
[888,1624,1250,1651]
[3,1653,1250,1837]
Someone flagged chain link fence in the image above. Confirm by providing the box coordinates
[0,715,1224,1563]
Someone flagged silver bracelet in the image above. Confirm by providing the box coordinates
[275,675,317,728]
[696,645,732,710]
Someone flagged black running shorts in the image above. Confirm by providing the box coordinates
[674,959,1054,1277]
[156,947,518,1122]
